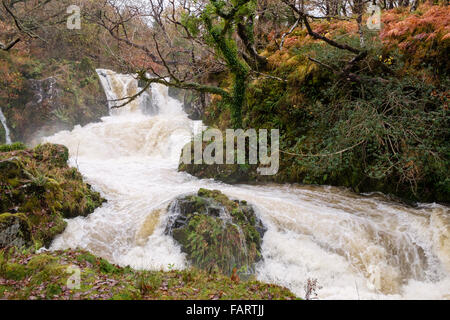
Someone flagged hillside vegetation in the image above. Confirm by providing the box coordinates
[0,0,127,143]
[182,4,449,204]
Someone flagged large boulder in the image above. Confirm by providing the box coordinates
[165,188,266,275]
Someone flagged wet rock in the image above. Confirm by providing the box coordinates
[165,188,266,275]
[182,91,209,120]
[3,68,108,144]
[0,213,33,249]
[0,157,22,176]
[0,143,105,249]
[178,140,260,183]
[33,143,69,168]
[167,88,210,120]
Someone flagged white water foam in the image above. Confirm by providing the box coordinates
[0,107,12,144]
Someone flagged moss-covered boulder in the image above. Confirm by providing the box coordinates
[0,143,105,249]
[165,188,266,276]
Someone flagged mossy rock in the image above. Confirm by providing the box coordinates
[0,213,33,249]
[0,143,105,249]
[165,189,266,276]
[178,140,262,183]
[33,143,69,168]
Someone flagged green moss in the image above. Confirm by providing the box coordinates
[168,189,265,276]
[136,271,162,295]
[46,283,62,298]
[3,263,28,280]
[197,188,238,211]
[231,208,245,222]
[27,254,58,270]
[33,143,69,168]
[0,143,105,249]
[0,248,297,300]
[77,252,97,265]
[100,258,118,274]
[0,142,27,153]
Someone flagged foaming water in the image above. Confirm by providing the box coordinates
[45,70,450,299]
[0,107,11,144]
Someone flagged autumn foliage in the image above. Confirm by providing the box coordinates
[380,4,450,74]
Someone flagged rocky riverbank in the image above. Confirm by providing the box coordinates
[0,248,297,300]
[0,144,297,300]
[0,143,104,249]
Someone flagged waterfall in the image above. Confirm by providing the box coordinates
[96,69,158,115]
[0,107,12,144]
[43,69,450,299]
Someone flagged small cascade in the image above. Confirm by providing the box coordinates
[0,107,12,144]
[96,69,158,115]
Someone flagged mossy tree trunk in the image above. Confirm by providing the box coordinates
[131,0,258,129]
[202,5,251,128]
[99,0,267,129]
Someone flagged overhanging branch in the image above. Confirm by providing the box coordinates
[0,38,20,51]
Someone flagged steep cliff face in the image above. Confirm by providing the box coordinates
[4,72,108,144]
[0,54,109,145]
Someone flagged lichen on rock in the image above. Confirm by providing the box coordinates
[0,213,33,249]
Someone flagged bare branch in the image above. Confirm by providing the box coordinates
[0,37,20,51]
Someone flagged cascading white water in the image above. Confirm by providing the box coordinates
[44,70,450,300]
[0,107,12,144]
[96,69,158,115]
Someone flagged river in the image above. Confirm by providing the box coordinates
[43,70,450,299]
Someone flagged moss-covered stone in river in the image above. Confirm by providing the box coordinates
[165,188,266,276]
